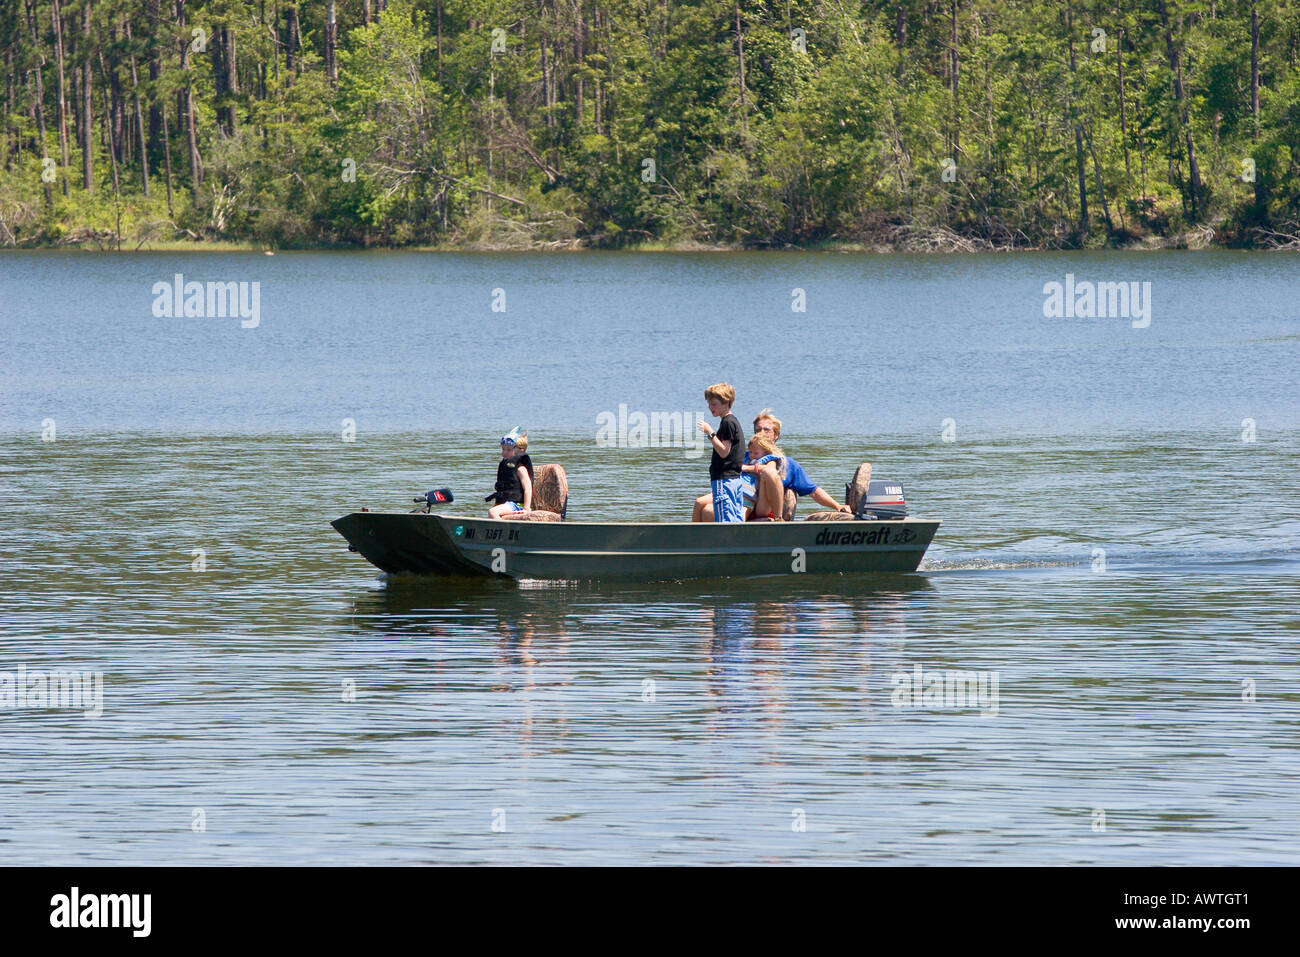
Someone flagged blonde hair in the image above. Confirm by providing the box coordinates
[748,433,783,458]
[513,432,529,453]
[753,409,782,439]
[704,382,735,406]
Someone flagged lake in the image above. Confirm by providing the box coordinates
[0,249,1297,864]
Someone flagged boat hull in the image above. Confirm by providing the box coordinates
[331,513,940,581]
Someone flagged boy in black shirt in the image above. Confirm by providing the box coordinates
[696,383,745,523]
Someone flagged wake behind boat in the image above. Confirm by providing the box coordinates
[331,466,940,582]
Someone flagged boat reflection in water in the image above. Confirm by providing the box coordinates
[342,574,932,756]
[696,578,927,750]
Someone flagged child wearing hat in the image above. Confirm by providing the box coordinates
[487,427,534,518]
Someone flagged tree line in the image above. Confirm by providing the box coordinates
[1,0,1298,248]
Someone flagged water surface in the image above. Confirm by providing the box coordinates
[0,250,1297,864]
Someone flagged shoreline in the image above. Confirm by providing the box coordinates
[4,230,1297,253]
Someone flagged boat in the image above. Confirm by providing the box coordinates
[331,467,939,581]
[331,511,940,581]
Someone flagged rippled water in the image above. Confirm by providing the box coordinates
[1,250,1297,864]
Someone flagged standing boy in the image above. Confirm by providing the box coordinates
[696,383,745,523]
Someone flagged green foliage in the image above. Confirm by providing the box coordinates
[2,0,1299,247]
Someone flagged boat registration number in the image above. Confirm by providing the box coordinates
[465,527,520,541]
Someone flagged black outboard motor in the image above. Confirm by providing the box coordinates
[851,480,908,520]
[410,487,454,513]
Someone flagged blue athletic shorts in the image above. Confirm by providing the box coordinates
[740,474,757,509]
[711,477,746,523]
[502,501,524,512]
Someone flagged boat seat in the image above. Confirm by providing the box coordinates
[845,462,872,514]
[804,461,872,520]
[502,509,562,522]
[782,489,797,522]
[500,463,568,521]
[533,463,568,517]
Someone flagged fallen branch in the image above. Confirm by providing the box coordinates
[372,164,528,208]
[492,118,562,184]
[1247,224,1300,249]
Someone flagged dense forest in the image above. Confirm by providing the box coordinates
[1,1,1298,249]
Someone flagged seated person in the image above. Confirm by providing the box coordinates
[740,434,789,521]
[692,409,853,520]
[487,428,534,519]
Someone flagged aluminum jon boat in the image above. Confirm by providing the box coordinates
[330,512,940,581]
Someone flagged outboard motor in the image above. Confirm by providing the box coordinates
[851,480,908,520]
[410,487,454,513]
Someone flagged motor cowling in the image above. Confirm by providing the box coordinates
[410,487,455,513]
[852,480,908,520]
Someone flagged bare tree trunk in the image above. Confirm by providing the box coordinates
[23,0,53,205]
[50,0,70,194]
[72,37,81,158]
[173,9,184,134]
[3,47,13,169]
[950,0,959,156]
[895,4,907,80]
[257,0,267,105]
[160,96,174,214]
[176,0,201,200]
[270,0,279,88]
[147,0,162,166]
[285,4,300,82]
[574,11,584,124]
[1136,54,1149,197]
[96,49,120,193]
[3,47,11,167]
[126,20,150,196]
[1084,123,1114,231]
[436,0,443,81]
[103,32,124,167]
[1251,1,1260,142]
[734,2,748,138]
[1158,1,1202,218]
[1116,0,1131,181]
[225,26,237,131]
[363,0,371,27]
[1066,0,1088,234]
[543,39,551,132]
[211,23,236,135]
[1251,1,1265,216]
[326,1,337,84]
[80,0,93,193]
